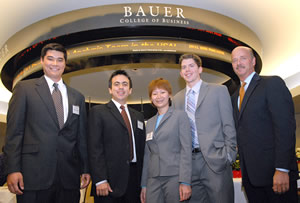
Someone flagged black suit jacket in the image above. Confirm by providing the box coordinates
[88,100,146,197]
[4,76,89,190]
[231,73,298,187]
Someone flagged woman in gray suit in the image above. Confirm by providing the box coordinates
[140,78,192,203]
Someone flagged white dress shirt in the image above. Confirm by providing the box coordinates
[44,75,68,123]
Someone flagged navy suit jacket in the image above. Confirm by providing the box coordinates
[231,73,298,186]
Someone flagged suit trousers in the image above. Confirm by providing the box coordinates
[242,163,298,203]
[188,152,234,203]
[94,163,140,203]
[146,175,187,203]
[16,166,80,203]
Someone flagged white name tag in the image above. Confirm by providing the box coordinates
[137,120,144,130]
[146,132,153,141]
[73,105,80,115]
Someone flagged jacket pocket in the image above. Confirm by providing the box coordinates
[213,141,225,148]
[22,144,39,154]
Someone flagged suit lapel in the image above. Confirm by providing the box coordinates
[196,81,209,110]
[128,107,137,133]
[238,73,260,119]
[35,77,60,127]
[154,107,173,133]
[175,89,186,110]
[232,90,239,122]
[107,100,127,129]
[64,85,75,128]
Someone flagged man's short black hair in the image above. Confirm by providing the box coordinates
[41,43,67,61]
[109,70,133,89]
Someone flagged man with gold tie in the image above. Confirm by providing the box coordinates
[231,46,298,203]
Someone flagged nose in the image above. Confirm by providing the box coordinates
[51,59,58,66]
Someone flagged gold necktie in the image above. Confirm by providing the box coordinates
[239,82,247,111]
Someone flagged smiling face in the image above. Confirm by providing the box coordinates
[41,50,66,82]
[151,87,170,111]
[180,58,202,88]
[231,47,256,81]
[109,74,132,104]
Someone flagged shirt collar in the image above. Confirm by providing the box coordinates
[242,72,256,85]
[44,75,64,90]
[111,99,128,111]
[186,79,202,96]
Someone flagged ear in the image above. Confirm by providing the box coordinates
[252,56,256,67]
[179,69,184,79]
[128,88,132,95]
[198,66,203,74]
[108,88,112,95]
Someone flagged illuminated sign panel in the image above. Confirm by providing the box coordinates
[120,6,189,25]
[13,38,230,87]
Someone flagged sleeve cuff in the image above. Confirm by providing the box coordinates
[180,182,191,186]
[276,168,289,173]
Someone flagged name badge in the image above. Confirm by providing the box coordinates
[137,120,144,130]
[73,105,80,115]
[146,132,153,141]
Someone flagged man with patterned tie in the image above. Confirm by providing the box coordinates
[88,70,146,203]
[4,43,90,203]
[231,46,298,203]
[173,53,237,203]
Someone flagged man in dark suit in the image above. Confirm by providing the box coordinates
[88,70,146,203]
[4,43,90,203]
[231,46,298,203]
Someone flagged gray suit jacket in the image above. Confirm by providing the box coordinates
[4,76,89,190]
[141,107,192,186]
[173,81,237,173]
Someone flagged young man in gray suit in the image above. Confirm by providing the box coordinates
[173,54,237,203]
[4,43,90,203]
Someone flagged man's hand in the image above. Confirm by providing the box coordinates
[140,187,146,203]
[179,184,192,201]
[96,182,113,196]
[7,172,24,195]
[273,170,289,194]
[80,173,91,189]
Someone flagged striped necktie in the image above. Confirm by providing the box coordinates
[52,83,64,129]
[186,89,198,149]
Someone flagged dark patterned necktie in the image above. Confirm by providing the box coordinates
[120,105,133,160]
[52,83,64,129]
